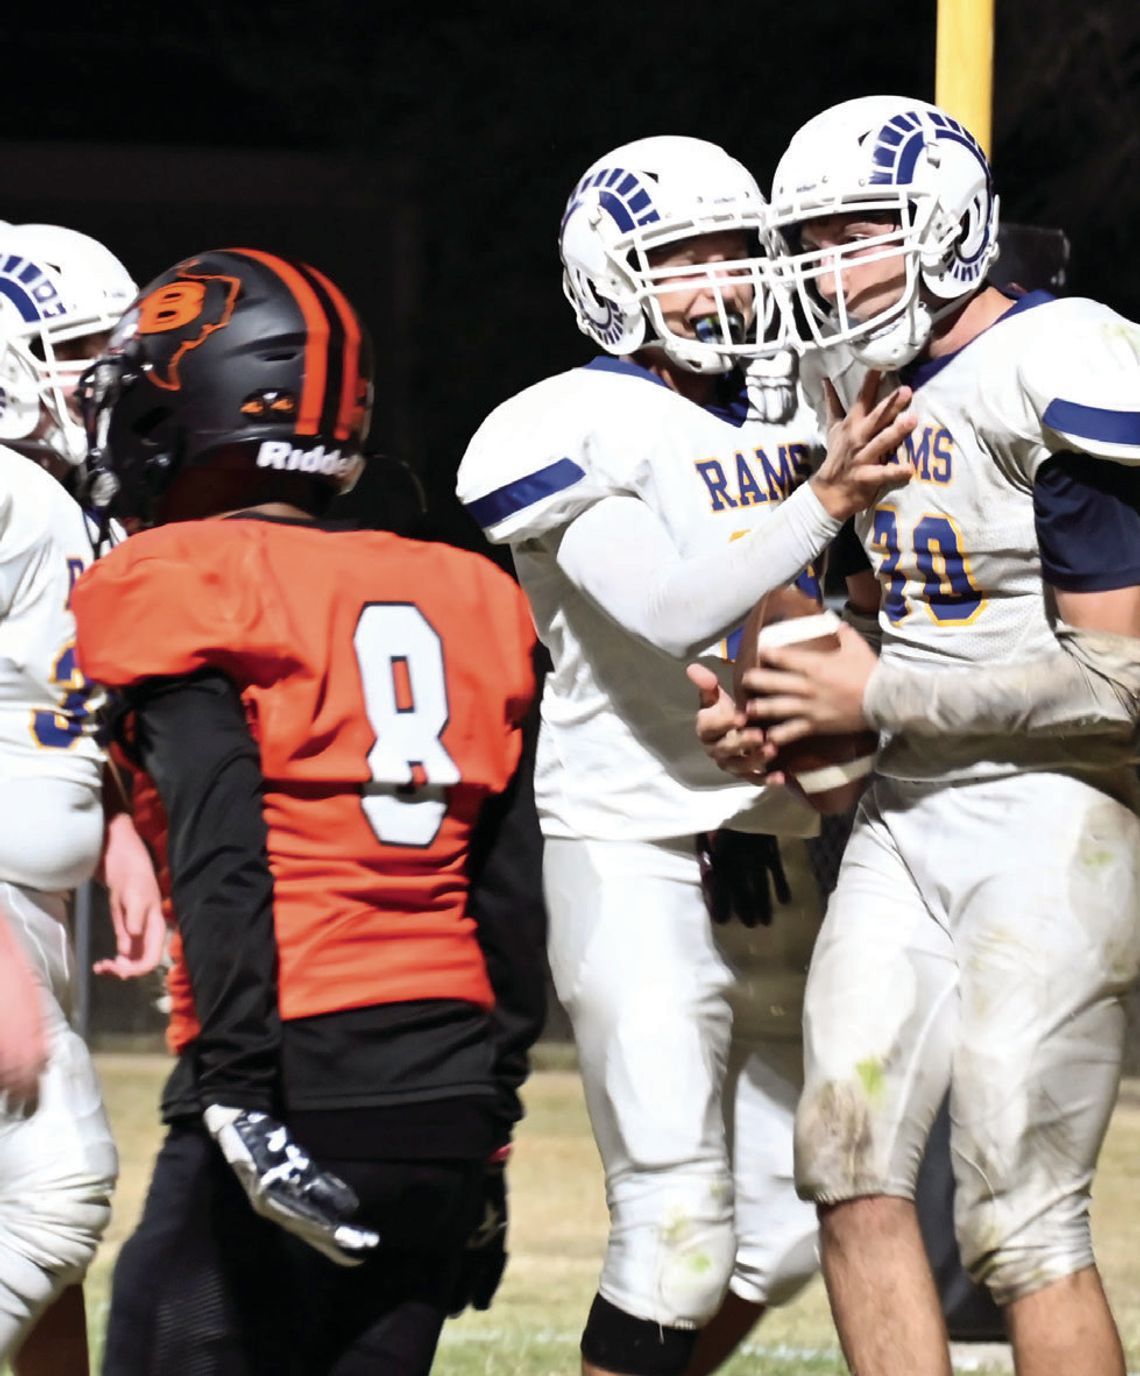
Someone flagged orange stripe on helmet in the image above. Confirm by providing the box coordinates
[228,248,330,435]
[304,264,362,441]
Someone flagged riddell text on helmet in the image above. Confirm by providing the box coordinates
[255,440,354,478]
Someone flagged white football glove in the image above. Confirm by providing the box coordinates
[204,1105,380,1267]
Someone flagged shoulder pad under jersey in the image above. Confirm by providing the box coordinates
[1018,297,1140,466]
[73,522,293,689]
[456,362,665,545]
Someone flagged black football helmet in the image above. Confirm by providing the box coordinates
[80,248,374,525]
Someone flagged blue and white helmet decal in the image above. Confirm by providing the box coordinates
[0,253,69,327]
[561,165,662,237]
[0,225,137,465]
[866,106,996,293]
[766,96,1002,365]
[558,136,784,373]
[560,163,665,354]
[0,256,65,445]
[867,107,986,185]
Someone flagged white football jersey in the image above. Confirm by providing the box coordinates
[0,448,104,889]
[458,356,825,840]
[809,292,1140,781]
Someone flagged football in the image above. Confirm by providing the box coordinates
[734,583,878,815]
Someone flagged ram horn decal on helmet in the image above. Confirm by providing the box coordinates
[559,135,789,375]
[0,224,137,469]
[766,96,1000,368]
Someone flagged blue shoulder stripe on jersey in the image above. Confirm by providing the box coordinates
[464,457,587,528]
[900,289,1054,391]
[1041,399,1140,448]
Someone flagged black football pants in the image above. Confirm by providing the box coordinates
[102,1123,482,1376]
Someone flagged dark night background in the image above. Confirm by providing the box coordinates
[5,1,1138,549]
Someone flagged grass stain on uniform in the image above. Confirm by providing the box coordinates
[856,1057,886,1101]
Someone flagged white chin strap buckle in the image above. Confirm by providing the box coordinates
[851,300,933,370]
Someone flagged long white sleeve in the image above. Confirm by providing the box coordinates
[866,622,1140,755]
[552,481,842,659]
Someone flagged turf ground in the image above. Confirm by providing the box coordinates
[64,1056,1140,1374]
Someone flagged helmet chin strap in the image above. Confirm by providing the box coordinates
[662,342,736,374]
[848,290,973,370]
[850,300,932,369]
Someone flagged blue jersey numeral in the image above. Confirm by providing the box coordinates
[913,515,985,622]
[871,509,909,622]
[872,511,985,625]
[32,642,97,749]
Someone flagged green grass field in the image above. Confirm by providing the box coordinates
[76,1056,1140,1375]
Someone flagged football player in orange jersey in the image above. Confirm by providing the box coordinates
[72,248,546,1375]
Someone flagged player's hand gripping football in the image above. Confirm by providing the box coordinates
[204,1106,380,1267]
[810,370,916,520]
[449,1144,510,1316]
[687,663,775,780]
[740,621,879,752]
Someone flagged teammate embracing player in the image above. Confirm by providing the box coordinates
[700,96,1140,1376]
[457,136,914,1376]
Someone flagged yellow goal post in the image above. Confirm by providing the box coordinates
[935,0,995,155]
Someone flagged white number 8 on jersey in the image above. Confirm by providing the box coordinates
[353,603,461,847]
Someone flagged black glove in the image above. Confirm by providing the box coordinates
[449,1145,509,1315]
[203,1106,380,1267]
[696,829,791,928]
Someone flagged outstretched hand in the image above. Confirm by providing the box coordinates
[810,369,916,520]
[95,811,167,979]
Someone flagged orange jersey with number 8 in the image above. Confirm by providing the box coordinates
[74,517,536,1050]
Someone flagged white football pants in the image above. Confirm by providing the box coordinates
[0,882,117,1360]
[545,833,824,1329]
[797,769,1140,1305]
